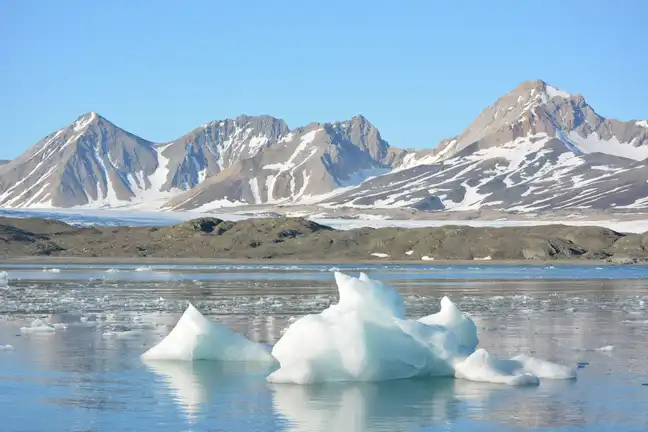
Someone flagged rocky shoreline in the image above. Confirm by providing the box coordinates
[1,216,647,263]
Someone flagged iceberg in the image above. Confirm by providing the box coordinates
[20,318,58,333]
[0,271,7,286]
[267,272,575,385]
[141,303,275,363]
[141,272,575,386]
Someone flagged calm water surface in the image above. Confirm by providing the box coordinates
[1,264,648,432]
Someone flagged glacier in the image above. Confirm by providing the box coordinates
[142,272,576,386]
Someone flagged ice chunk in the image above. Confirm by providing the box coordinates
[509,354,576,379]
[20,318,57,333]
[419,296,478,353]
[135,267,153,272]
[41,268,61,273]
[267,272,575,385]
[454,349,539,386]
[141,303,275,362]
[268,273,459,384]
[0,344,14,351]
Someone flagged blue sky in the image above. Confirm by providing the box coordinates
[1,0,646,159]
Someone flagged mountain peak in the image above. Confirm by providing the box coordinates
[513,79,572,100]
[71,111,102,132]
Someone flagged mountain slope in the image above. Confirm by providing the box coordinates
[165,116,402,210]
[0,113,169,208]
[400,80,648,167]
[326,80,648,211]
[2,79,647,213]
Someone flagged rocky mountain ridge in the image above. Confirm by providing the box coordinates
[1,79,647,212]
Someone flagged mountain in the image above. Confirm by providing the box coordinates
[0,113,167,208]
[325,80,648,211]
[1,79,647,212]
[164,115,402,210]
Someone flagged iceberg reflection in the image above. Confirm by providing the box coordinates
[271,378,510,432]
[143,359,275,422]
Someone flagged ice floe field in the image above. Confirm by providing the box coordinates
[1,264,648,431]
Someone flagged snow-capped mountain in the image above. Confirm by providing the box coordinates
[0,113,167,208]
[164,115,402,210]
[326,80,648,211]
[1,79,647,212]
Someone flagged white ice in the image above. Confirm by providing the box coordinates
[0,344,14,351]
[0,271,7,286]
[267,272,575,385]
[20,318,66,333]
[42,268,61,273]
[141,303,276,362]
[140,272,576,386]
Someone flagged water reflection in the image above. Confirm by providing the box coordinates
[143,360,275,423]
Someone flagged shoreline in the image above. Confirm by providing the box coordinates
[1,256,643,266]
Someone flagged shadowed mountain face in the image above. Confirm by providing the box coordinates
[1,80,647,211]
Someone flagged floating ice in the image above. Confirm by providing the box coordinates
[20,318,57,333]
[141,303,275,362]
[267,272,574,385]
[419,296,478,353]
[105,268,120,273]
[135,267,153,272]
[454,349,539,385]
[140,272,575,386]
[0,344,14,351]
[42,268,61,273]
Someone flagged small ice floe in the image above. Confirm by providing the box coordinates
[0,344,14,351]
[574,345,615,352]
[105,268,120,273]
[135,267,153,272]
[370,253,390,258]
[42,268,61,273]
[20,319,66,333]
[141,303,275,362]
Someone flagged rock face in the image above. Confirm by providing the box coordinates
[1,216,647,262]
[327,80,648,211]
[165,115,399,210]
[0,113,165,208]
[1,79,647,211]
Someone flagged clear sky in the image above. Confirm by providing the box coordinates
[1,0,646,159]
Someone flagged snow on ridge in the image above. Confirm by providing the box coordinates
[636,120,648,128]
[566,131,648,161]
[545,85,571,99]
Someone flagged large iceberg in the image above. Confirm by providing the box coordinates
[141,303,275,363]
[267,272,575,385]
[142,272,576,386]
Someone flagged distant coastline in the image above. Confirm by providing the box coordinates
[1,215,647,264]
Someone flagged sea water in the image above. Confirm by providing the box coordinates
[1,264,648,431]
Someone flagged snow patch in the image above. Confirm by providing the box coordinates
[636,120,648,128]
[567,131,648,161]
[370,252,390,258]
[545,85,571,100]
